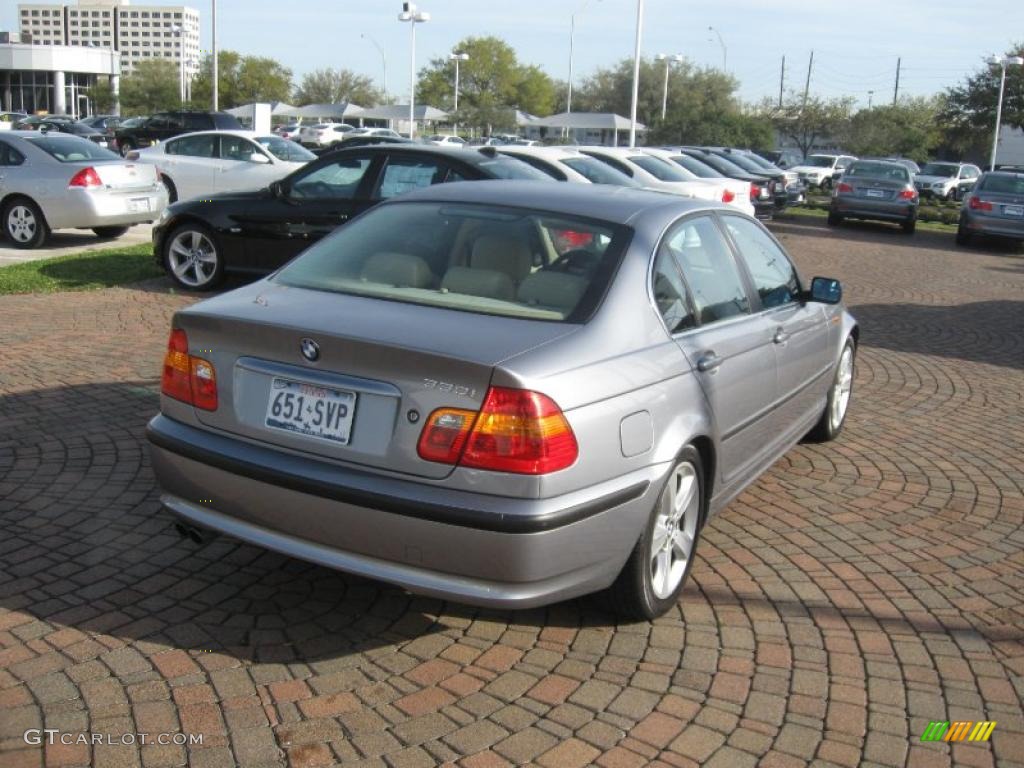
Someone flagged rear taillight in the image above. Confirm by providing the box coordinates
[836,182,854,194]
[127,150,140,161]
[68,167,102,188]
[898,188,917,200]
[969,196,993,211]
[418,386,578,474]
[721,189,735,203]
[161,329,218,410]
[749,184,761,201]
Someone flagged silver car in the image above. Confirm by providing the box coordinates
[0,131,166,249]
[956,170,1024,246]
[147,181,858,619]
[828,159,920,234]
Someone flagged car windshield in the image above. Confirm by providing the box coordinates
[846,162,909,181]
[255,135,316,162]
[920,163,958,177]
[561,156,642,186]
[474,155,554,180]
[669,154,723,178]
[273,202,628,323]
[806,156,836,168]
[24,135,119,162]
[978,174,1024,195]
[629,155,691,182]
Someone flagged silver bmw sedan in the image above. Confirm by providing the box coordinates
[147,181,858,619]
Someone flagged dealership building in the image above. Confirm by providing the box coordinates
[1,36,120,117]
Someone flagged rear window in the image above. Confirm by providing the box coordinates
[561,156,641,186]
[669,154,723,178]
[978,174,1024,195]
[210,113,242,129]
[255,135,316,162]
[472,154,554,181]
[273,202,629,323]
[24,135,118,162]
[847,162,908,181]
[629,155,691,182]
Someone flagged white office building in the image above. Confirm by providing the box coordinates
[17,1,200,80]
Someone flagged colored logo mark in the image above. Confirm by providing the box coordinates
[921,721,996,742]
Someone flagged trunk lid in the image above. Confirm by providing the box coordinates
[92,161,159,192]
[844,176,906,201]
[174,281,579,479]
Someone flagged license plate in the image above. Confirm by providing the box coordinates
[126,197,150,212]
[264,378,356,444]
[1003,204,1023,216]
[865,189,886,198]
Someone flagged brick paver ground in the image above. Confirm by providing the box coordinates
[1,217,1022,767]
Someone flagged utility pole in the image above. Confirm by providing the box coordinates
[802,50,814,109]
[779,55,785,108]
[867,90,874,109]
[893,57,901,105]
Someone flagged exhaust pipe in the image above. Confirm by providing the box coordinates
[174,521,206,545]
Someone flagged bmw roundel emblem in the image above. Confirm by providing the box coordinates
[300,338,320,362]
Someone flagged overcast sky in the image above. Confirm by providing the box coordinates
[6,0,1021,108]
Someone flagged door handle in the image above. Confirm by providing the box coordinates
[696,353,723,373]
[773,328,790,344]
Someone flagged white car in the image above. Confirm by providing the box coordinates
[791,154,857,189]
[131,130,316,203]
[581,147,754,215]
[299,123,356,148]
[426,135,467,147]
[495,145,645,186]
[344,127,403,139]
[642,148,755,216]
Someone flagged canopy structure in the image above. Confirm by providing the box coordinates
[523,112,646,146]
[225,101,295,117]
[358,104,449,122]
[281,102,364,121]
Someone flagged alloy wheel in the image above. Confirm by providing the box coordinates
[830,345,854,430]
[649,462,700,599]
[168,230,218,288]
[7,205,36,243]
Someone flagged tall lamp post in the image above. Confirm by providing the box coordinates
[654,53,683,120]
[708,25,727,72]
[361,33,387,103]
[398,2,430,140]
[567,0,600,115]
[628,0,644,147]
[449,51,468,134]
[989,54,1024,171]
[211,0,218,111]
[172,25,184,105]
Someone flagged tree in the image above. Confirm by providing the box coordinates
[570,57,769,147]
[84,79,117,114]
[842,97,943,163]
[119,60,181,115]
[939,43,1024,159]
[189,50,292,109]
[416,36,557,133]
[294,68,382,106]
[764,92,853,157]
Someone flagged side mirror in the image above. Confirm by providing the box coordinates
[808,276,842,304]
[250,153,271,164]
[268,180,285,198]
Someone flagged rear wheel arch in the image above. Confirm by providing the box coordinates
[688,435,716,518]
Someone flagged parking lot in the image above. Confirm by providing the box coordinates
[0,217,1022,768]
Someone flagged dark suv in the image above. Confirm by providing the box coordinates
[114,111,242,156]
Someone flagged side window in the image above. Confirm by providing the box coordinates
[374,156,447,199]
[162,114,184,131]
[166,134,215,157]
[148,115,169,130]
[0,142,25,166]
[184,114,211,131]
[219,135,260,162]
[290,156,373,199]
[587,153,634,177]
[663,215,750,324]
[721,215,800,309]
[509,154,565,180]
[651,249,695,334]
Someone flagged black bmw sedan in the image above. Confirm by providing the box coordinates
[153,145,552,290]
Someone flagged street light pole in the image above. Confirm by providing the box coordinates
[211,0,218,111]
[398,3,430,139]
[361,34,387,103]
[172,25,184,105]
[628,0,644,147]
[449,52,468,134]
[655,53,683,120]
[567,0,600,115]
[989,54,1024,171]
[708,25,727,72]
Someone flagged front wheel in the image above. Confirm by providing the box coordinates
[93,226,130,239]
[119,140,135,157]
[946,188,958,202]
[807,337,855,442]
[827,210,843,226]
[3,197,49,249]
[163,223,225,291]
[607,447,704,619]
[955,219,973,246]
[902,216,916,235]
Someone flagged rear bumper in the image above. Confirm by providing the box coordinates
[44,186,167,230]
[147,414,662,608]
[831,198,915,222]
[962,211,1024,240]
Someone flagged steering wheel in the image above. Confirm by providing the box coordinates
[548,248,600,275]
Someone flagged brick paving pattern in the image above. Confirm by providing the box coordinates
[1,218,1022,767]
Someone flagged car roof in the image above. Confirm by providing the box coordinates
[162,129,273,139]
[392,179,714,225]
[578,146,648,157]
[496,145,585,159]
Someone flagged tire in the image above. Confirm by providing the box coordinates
[822,177,833,192]
[902,216,916,235]
[160,175,178,204]
[119,140,135,157]
[827,210,843,226]
[163,222,225,291]
[92,226,130,239]
[2,197,49,249]
[955,219,973,246]
[946,188,957,202]
[607,446,705,620]
[806,337,856,443]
